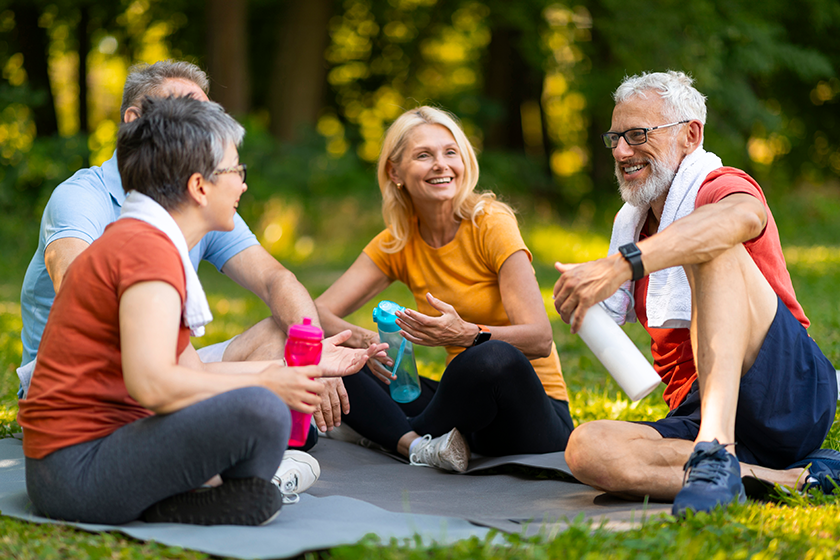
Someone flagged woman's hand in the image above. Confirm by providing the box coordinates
[395,292,474,348]
[320,330,389,377]
[258,364,324,414]
[346,328,396,385]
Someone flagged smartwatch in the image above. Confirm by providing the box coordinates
[472,324,491,346]
[618,242,645,282]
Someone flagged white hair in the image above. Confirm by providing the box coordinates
[614,71,707,126]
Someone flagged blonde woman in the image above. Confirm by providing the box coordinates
[316,106,574,472]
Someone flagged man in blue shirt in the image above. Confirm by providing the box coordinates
[18,61,357,436]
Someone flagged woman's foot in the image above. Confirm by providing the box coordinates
[409,428,470,473]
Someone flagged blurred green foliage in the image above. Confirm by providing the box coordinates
[1,0,839,225]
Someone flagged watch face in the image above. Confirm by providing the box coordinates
[475,331,492,345]
[620,243,641,258]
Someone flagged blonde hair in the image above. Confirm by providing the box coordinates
[377,106,514,253]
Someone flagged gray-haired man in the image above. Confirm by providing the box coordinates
[553,71,839,516]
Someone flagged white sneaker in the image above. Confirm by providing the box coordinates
[272,450,320,504]
[409,428,470,473]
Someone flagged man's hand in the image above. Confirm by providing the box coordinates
[553,255,631,333]
[312,377,349,432]
[395,293,472,347]
[320,330,388,377]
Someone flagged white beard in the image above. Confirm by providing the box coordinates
[616,145,680,208]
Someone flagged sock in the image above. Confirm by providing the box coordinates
[408,437,425,455]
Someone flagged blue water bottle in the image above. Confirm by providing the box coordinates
[372,301,422,403]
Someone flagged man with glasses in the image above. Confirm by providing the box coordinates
[553,71,839,516]
[19,61,367,447]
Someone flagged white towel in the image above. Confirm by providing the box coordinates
[603,148,723,328]
[119,191,213,336]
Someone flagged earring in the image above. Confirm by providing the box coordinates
[396,182,402,189]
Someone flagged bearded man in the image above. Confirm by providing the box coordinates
[552,71,840,516]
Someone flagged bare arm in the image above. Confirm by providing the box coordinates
[554,193,767,332]
[44,238,90,293]
[315,253,396,386]
[178,342,285,373]
[222,245,320,332]
[395,250,553,359]
[120,281,324,415]
[315,252,393,349]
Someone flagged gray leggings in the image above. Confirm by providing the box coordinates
[26,386,290,524]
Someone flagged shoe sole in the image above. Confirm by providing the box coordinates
[672,489,745,517]
[142,477,282,526]
[741,475,792,501]
[439,428,470,473]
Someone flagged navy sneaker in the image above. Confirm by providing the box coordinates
[787,448,840,495]
[672,439,745,517]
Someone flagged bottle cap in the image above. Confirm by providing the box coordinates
[372,300,404,333]
[287,317,323,341]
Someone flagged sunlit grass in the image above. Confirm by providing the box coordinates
[528,223,611,267]
[2,192,840,558]
[785,245,840,271]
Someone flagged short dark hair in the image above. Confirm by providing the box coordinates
[117,96,245,210]
[120,60,210,122]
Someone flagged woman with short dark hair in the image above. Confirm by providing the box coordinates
[18,96,371,525]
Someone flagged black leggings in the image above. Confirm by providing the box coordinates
[342,340,575,456]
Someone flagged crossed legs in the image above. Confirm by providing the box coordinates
[566,243,808,500]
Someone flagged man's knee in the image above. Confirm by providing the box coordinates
[566,420,648,493]
[565,420,608,476]
[224,318,286,361]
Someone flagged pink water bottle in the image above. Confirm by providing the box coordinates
[284,317,323,447]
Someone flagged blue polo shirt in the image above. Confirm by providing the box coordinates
[19,153,259,366]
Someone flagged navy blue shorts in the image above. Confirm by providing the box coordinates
[639,297,837,469]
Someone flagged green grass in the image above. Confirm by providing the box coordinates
[1,187,840,559]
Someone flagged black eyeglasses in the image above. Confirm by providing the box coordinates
[212,163,247,183]
[601,121,690,149]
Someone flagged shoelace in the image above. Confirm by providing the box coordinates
[272,472,301,504]
[282,492,300,505]
[683,441,734,485]
[409,434,434,466]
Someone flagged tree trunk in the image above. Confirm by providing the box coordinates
[269,0,332,142]
[206,0,250,115]
[12,2,59,137]
[483,25,548,153]
[483,27,525,151]
[78,4,90,135]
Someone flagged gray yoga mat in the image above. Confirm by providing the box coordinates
[307,438,671,534]
[0,438,492,559]
[0,436,672,557]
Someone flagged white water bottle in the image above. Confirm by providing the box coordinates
[576,303,661,401]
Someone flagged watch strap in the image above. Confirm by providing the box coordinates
[619,243,645,282]
[473,324,491,346]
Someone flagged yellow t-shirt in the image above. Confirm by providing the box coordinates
[363,209,568,401]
